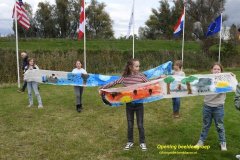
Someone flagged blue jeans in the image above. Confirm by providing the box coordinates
[199,104,226,143]
[27,82,42,106]
[172,98,180,113]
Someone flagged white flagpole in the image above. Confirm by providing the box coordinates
[181,5,186,69]
[14,1,21,88]
[218,13,222,63]
[132,0,135,59]
[83,0,86,70]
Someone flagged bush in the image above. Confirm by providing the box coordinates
[2,48,237,83]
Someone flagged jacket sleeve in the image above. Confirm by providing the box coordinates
[235,83,240,111]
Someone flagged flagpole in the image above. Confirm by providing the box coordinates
[14,1,21,88]
[218,12,222,63]
[181,5,186,69]
[132,0,135,59]
[83,0,86,70]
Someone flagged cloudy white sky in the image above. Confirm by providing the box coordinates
[0,0,239,37]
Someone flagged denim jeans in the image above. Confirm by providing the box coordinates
[172,98,180,113]
[126,103,145,143]
[74,86,84,105]
[199,104,226,143]
[27,81,42,106]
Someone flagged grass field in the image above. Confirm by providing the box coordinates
[0,38,201,52]
[0,70,240,160]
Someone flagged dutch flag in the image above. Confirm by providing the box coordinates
[173,10,185,37]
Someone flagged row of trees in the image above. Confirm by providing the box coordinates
[14,0,239,54]
[139,0,239,54]
[14,0,114,39]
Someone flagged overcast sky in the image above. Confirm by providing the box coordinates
[0,0,239,37]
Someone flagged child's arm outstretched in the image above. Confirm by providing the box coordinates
[101,77,124,89]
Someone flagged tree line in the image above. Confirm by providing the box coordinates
[13,0,239,54]
[14,0,114,39]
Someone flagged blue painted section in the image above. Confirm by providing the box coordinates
[41,61,172,86]
[143,61,172,79]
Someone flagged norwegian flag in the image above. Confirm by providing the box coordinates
[12,0,30,30]
[78,0,85,40]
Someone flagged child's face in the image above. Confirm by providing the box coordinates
[29,59,34,66]
[131,61,140,73]
[76,61,82,69]
[21,53,26,58]
[211,65,222,74]
[173,64,180,71]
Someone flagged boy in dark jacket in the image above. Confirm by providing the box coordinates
[18,52,28,92]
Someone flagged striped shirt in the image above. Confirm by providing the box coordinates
[102,73,148,89]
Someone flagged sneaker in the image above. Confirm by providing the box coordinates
[17,89,24,93]
[28,104,33,108]
[236,155,240,159]
[173,112,180,118]
[76,105,81,112]
[220,142,227,151]
[124,142,134,150]
[140,143,147,151]
[195,140,204,147]
[38,105,43,109]
[79,104,83,110]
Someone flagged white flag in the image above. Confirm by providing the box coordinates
[126,0,134,38]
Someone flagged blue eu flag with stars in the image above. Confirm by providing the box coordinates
[206,15,222,37]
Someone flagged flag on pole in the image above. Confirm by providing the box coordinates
[12,0,30,30]
[78,0,85,40]
[206,15,222,37]
[126,1,134,38]
[173,10,185,37]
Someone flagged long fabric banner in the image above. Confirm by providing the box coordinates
[24,61,172,87]
[100,73,238,106]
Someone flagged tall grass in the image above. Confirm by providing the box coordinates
[0,38,201,52]
[0,38,239,83]
[0,48,212,83]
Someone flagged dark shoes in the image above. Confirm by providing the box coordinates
[76,104,83,112]
[17,89,24,93]
[173,112,180,118]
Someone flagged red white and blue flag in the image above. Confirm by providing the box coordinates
[78,0,85,40]
[173,9,185,37]
[12,0,30,30]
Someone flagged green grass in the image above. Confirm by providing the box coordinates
[0,71,240,160]
[0,38,200,52]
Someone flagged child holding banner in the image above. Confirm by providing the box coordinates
[72,60,87,112]
[25,58,43,108]
[172,60,185,118]
[101,59,148,151]
[195,62,227,151]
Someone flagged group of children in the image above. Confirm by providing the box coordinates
[19,52,87,111]
[19,52,240,152]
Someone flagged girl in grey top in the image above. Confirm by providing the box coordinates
[195,62,227,151]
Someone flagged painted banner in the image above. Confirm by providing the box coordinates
[100,73,238,106]
[24,61,172,87]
